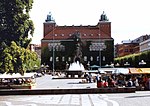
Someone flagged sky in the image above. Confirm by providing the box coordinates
[30,0,150,45]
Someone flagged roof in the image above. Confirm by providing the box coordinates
[42,25,112,40]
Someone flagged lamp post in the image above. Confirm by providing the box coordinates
[98,34,101,68]
[52,24,55,75]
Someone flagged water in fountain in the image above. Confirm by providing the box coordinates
[68,61,85,71]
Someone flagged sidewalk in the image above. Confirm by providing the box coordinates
[0,75,136,95]
[35,75,97,89]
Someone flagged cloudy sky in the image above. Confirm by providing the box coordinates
[30,0,150,44]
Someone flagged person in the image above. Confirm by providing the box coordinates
[96,74,101,82]
[88,73,92,83]
[84,73,89,83]
[148,78,150,90]
[107,76,112,87]
[97,77,103,88]
[103,79,108,87]
[143,75,149,89]
[127,79,133,87]
[134,78,139,87]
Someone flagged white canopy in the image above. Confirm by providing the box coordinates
[0,73,36,79]
[113,68,129,74]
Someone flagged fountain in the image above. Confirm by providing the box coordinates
[66,32,85,78]
[66,61,85,78]
[68,61,85,71]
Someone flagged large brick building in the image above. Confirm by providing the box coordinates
[115,41,139,58]
[41,11,114,70]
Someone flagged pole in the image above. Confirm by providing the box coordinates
[52,25,55,75]
[98,24,101,68]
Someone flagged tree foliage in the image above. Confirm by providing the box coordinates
[114,50,150,67]
[0,0,34,48]
[0,0,38,74]
[0,41,40,75]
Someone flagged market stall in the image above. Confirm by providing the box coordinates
[0,73,36,89]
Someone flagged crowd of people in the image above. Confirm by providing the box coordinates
[83,72,150,90]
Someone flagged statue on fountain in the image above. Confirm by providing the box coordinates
[73,31,82,63]
[66,31,85,78]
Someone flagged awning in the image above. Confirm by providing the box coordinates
[114,68,129,74]
[98,68,116,74]
[129,68,150,74]
[140,68,150,73]
[90,65,100,68]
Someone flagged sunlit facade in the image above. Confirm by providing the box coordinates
[41,12,114,70]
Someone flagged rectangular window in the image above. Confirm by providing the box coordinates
[50,57,52,61]
[56,57,59,62]
[84,56,87,61]
[130,49,133,52]
[97,56,99,61]
[124,49,128,52]
[90,56,93,61]
[62,57,65,61]
[68,57,71,61]
[103,56,105,61]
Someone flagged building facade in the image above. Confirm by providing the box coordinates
[29,44,41,59]
[41,12,114,70]
[115,34,150,58]
[140,37,150,52]
[115,42,139,57]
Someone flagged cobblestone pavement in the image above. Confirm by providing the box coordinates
[1,75,150,106]
[1,91,150,106]
[0,94,118,106]
[0,75,118,106]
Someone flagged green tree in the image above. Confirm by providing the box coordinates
[0,41,40,75]
[0,0,34,48]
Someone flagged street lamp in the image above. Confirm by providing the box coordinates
[52,24,55,75]
[98,34,101,68]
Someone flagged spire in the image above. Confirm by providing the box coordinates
[45,12,55,23]
[99,11,109,22]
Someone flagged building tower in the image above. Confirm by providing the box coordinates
[43,12,56,37]
[98,11,111,37]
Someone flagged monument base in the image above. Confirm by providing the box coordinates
[66,70,83,78]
